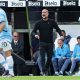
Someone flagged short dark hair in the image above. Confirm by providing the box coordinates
[61,30,66,33]
[77,36,80,40]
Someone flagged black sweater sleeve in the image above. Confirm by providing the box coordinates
[32,21,39,36]
[53,21,62,36]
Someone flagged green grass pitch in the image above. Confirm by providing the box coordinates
[0,76,80,80]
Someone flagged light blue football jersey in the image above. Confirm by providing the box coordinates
[0,8,12,42]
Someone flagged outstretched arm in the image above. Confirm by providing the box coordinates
[53,21,62,36]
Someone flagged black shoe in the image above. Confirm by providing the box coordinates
[59,72,63,76]
[2,70,9,76]
[2,74,14,78]
[65,71,72,76]
[45,67,51,76]
[2,70,14,78]
[6,74,14,77]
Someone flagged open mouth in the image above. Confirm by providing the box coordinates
[42,15,46,17]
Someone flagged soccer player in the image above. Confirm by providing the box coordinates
[0,8,14,77]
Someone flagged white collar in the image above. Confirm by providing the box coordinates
[14,40,18,43]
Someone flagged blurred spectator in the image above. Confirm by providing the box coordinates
[31,34,47,75]
[11,32,24,76]
[31,33,39,54]
[61,30,71,44]
[52,38,70,76]
[65,36,80,76]
[54,30,71,50]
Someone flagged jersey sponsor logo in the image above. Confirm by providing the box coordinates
[43,0,60,7]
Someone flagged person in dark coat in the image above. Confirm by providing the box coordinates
[32,9,62,75]
[11,32,24,76]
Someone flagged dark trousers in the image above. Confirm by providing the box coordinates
[60,59,71,72]
[39,42,53,74]
[52,58,66,73]
[60,58,80,73]
[13,56,24,76]
[68,59,79,73]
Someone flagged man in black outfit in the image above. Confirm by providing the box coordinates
[11,32,24,76]
[32,9,62,75]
